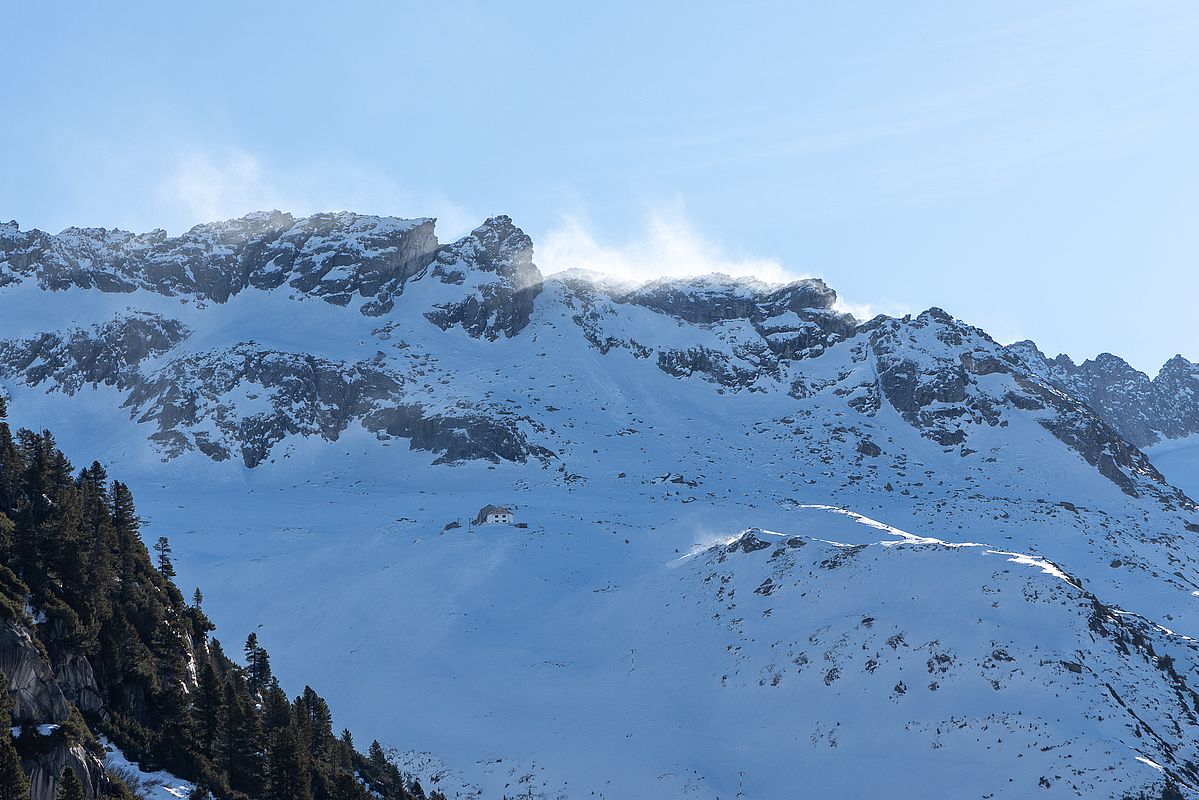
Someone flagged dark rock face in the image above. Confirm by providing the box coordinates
[1154,356,1199,440]
[647,279,856,388]
[53,655,103,716]
[866,310,1001,447]
[0,624,71,724]
[656,346,770,389]
[0,314,190,394]
[626,276,856,365]
[1009,343,1199,448]
[1,622,106,800]
[622,276,840,324]
[361,404,553,465]
[124,345,406,467]
[423,216,544,340]
[23,739,101,800]
[723,530,775,554]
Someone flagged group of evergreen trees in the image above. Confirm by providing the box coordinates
[0,398,442,800]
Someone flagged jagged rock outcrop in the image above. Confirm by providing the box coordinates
[0,313,189,394]
[0,623,70,724]
[362,404,553,465]
[422,215,544,339]
[620,275,840,324]
[1155,355,1199,440]
[124,345,405,466]
[23,740,102,800]
[53,656,103,717]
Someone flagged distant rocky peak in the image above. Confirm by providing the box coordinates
[1075,352,1150,383]
[1159,353,1199,377]
[1001,339,1199,450]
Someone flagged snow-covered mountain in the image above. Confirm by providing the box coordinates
[2,211,1199,799]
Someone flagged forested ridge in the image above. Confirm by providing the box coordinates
[0,396,441,800]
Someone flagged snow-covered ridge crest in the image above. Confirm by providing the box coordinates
[0,211,543,320]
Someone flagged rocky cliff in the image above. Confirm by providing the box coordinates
[1,619,105,800]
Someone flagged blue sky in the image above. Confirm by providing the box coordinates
[2,1,1196,372]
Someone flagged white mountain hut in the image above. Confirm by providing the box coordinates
[474,504,514,525]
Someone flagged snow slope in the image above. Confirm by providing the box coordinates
[1149,436,1199,501]
[3,212,1199,799]
[103,739,196,800]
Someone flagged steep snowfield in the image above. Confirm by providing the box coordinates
[1150,436,1199,501]
[3,213,1199,798]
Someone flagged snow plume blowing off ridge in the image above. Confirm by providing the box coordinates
[538,207,878,318]
[539,207,798,285]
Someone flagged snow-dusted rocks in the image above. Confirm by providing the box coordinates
[421,215,543,339]
[855,309,1189,507]
[552,271,857,390]
[0,313,189,395]
[0,212,440,307]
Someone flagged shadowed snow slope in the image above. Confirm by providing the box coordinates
[3,213,1199,799]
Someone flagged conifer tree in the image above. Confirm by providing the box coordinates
[266,726,313,800]
[154,536,175,578]
[57,767,86,800]
[262,680,292,730]
[219,679,265,796]
[194,661,223,758]
[0,399,17,518]
[0,671,28,800]
[244,633,272,694]
[0,515,12,567]
[110,481,139,535]
[0,734,27,800]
